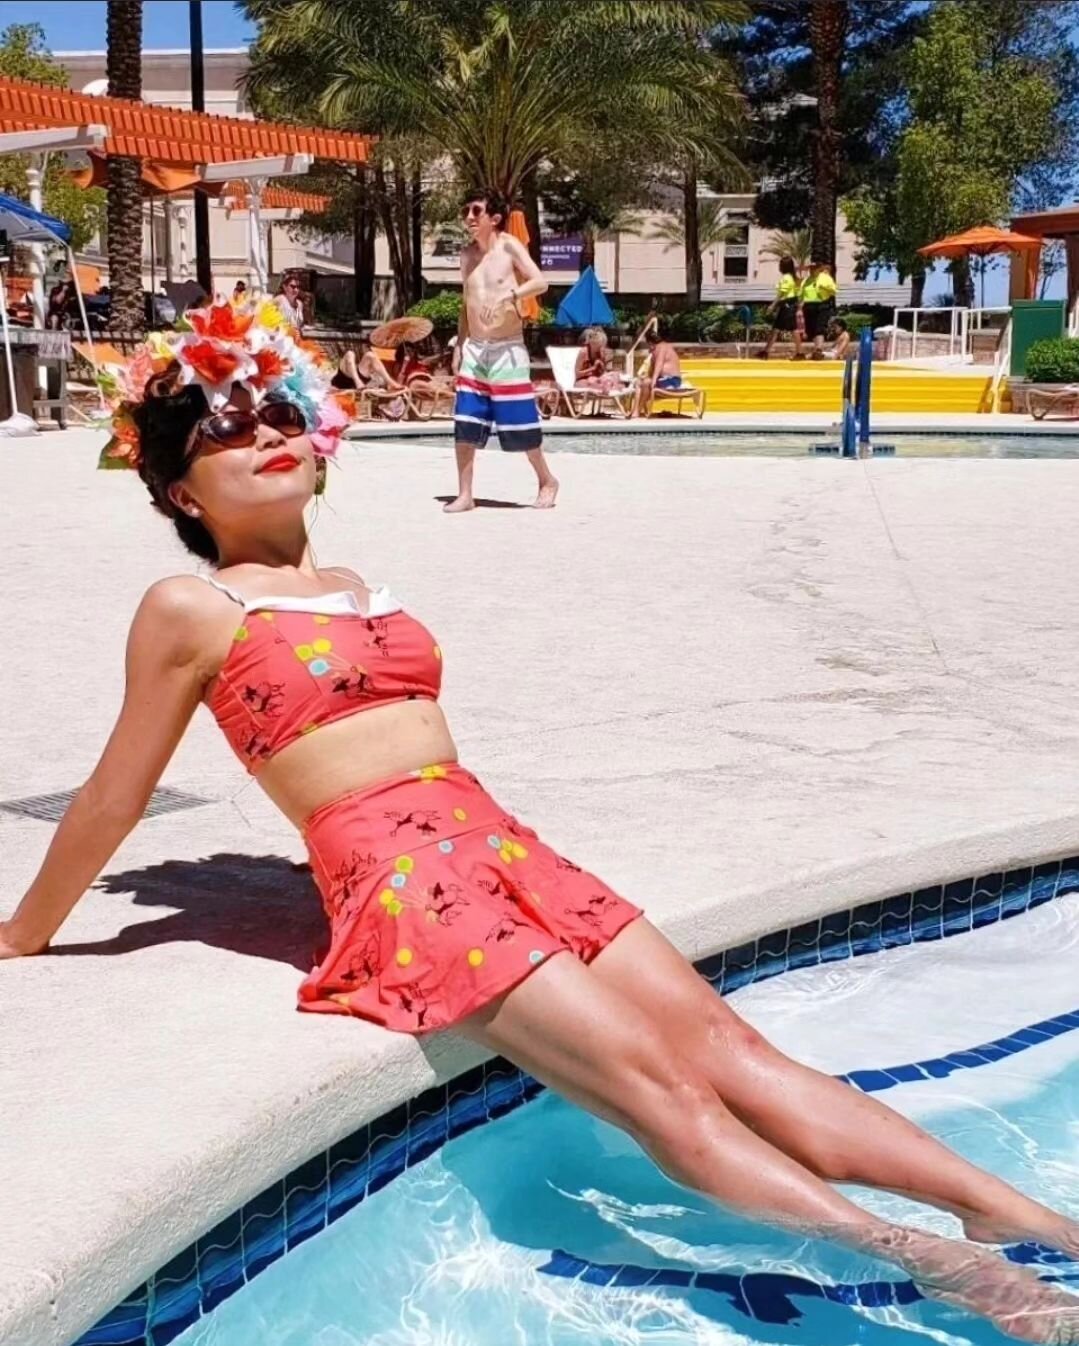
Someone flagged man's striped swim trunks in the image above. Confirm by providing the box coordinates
[454,337,543,452]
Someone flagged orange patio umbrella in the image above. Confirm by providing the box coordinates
[506,209,541,320]
[919,225,1043,305]
[918,225,1043,260]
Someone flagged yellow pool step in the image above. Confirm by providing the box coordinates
[676,359,1005,415]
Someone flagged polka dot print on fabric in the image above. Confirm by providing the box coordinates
[467,949,485,968]
[396,948,413,967]
[529,950,546,965]
[438,840,454,854]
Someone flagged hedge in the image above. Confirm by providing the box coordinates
[1024,337,1079,384]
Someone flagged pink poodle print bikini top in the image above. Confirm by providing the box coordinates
[201,575,443,773]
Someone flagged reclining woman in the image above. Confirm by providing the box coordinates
[2,309,1077,1344]
[332,337,408,419]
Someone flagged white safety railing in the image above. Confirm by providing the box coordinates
[886,305,1011,364]
[988,313,1013,413]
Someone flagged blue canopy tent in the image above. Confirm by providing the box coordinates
[0,191,72,245]
[555,265,614,328]
[0,193,95,429]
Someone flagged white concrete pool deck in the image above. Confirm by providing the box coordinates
[4,428,1079,1344]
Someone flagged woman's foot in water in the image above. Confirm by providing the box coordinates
[883,1229,1079,1342]
[964,1211,1079,1261]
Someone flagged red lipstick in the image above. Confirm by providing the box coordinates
[257,453,300,474]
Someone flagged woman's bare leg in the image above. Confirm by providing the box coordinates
[591,921,1079,1255]
[459,952,1079,1342]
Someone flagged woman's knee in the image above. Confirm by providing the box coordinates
[608,1029,722,1142]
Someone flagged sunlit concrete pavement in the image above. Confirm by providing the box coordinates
[4,429,1079,1344]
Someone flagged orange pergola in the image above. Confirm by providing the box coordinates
[0,75,371,167]
[1010,205,1079,316]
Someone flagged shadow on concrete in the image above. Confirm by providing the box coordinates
[432,495,529,509]
[52,853,325,971]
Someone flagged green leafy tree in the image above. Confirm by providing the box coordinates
[842,2,1065,305]
[718,1,922,241]
[0,25,106,252]
[243,0,747,311]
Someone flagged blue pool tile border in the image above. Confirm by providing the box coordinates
[78,854,1079,1346]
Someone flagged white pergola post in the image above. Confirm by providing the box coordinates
[177,202,191,281]
[25,155,46,327]
[199,153,312,299]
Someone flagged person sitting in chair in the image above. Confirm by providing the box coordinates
[633,324,683,416]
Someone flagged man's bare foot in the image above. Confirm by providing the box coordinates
[534,479,559,509]
[443,495,475,513]
[965,1213,1079,1261]
[889,1231,1079,1342]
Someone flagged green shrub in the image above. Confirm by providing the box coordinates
[407,292,463,326]
[1025,338,1079,383]
[837,310,876,334]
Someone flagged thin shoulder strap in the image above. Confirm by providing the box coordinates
[201,574,246,606]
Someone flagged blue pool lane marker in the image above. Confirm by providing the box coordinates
[538,1243,1079,1328]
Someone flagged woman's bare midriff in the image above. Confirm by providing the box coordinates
[248,699,459,830]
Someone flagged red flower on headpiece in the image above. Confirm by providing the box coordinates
[187,303,255,341]
[180,340,245,388]
[251,346,290,388]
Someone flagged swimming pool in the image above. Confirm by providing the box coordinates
[352,430,1079,458]
[83,861,1079,1346]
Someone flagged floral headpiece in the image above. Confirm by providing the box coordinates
[97,299,349,476]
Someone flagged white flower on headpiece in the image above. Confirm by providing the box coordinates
[173,330,258,410]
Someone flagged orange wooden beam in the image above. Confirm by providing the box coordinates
[0,75,371,166]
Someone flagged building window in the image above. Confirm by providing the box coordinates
[722,225,749,281]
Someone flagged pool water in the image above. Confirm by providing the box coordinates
[178,895,1079,1346]
[357,431,1079,458]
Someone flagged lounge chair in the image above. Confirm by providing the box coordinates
[1028,385,1079,421]
[643,375,705,419]
[546,346,637,419]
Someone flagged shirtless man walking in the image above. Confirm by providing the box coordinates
[447,189,559,512]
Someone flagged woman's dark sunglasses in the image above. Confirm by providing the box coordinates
[198,400,307,450]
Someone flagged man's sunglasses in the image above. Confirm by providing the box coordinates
[461,203,487,219]
[197,400,307,450]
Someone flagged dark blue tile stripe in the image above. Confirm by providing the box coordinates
[842,1006,1079,1095]
[536,1243,1079,1326]
[78,854,1079,1346]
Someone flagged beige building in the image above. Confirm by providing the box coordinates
[59,47,905,308]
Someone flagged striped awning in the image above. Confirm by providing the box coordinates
[0,75,371,166]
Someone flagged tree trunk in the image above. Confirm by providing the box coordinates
[392,163,413,301]
[106,0,144,333]
[410,163,423,304]
[374,162,408,313]
[808,0,848,269]
[909,264,926,308]
[950,256,975,309]
[580,228,596,273]
[353,170,375,318]
[683,159,702,309]
[521,169,543,267]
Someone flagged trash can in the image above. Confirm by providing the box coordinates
[1010,299,1066,377]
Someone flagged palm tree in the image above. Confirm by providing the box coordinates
[651,200,746,252]
[807,0,849,269]
[105,0,144,333]
[244,0,746,224]
[652,196,745,305]
[760,227,813,269]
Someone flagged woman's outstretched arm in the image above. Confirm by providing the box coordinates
[0,578,222,957]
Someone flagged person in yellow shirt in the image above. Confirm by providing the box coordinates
[758,256,803,359]
[801,260,839,359]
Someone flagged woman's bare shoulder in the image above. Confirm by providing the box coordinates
[132,576,238,666]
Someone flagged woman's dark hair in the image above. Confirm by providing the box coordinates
[463,187,508,229]
[779,256,796,275]
[132,363,218,562]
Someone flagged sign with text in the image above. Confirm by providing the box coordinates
[541,235,583,271]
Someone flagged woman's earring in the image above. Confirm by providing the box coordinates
[189,507,202,518]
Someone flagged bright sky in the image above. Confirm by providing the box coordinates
[0,0,252,52]
[0,0,1060,306]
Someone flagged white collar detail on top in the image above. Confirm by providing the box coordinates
[201,574,401,618]
[244,588,402,619]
